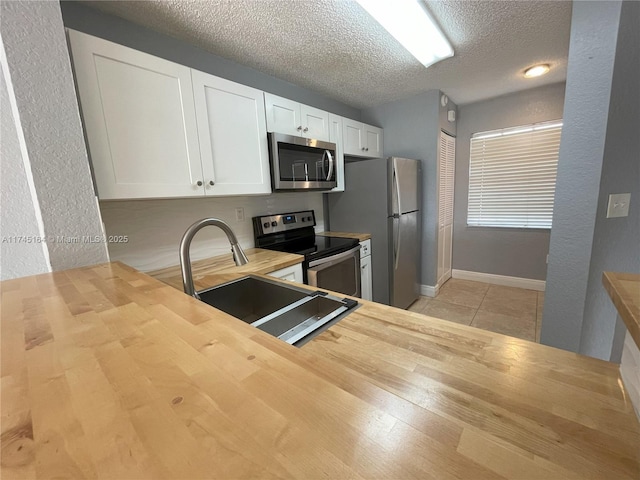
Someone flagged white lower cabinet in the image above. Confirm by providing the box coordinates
[268,263,303,283]
[359,239,373,301]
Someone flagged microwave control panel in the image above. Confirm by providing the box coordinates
[252,210,316,236]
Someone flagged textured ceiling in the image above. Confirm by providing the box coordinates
[81,0,572,108]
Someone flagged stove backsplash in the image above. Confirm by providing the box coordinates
[99,193,325,272]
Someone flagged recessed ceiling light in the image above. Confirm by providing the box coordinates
[524,64,550,78]
[355,0,454,68]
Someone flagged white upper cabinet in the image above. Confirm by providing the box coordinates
[264,93,330,141]
[68,30,204,200]
[327,114,345,192]
[192,71,271,196]
[343,119,384,158]
[69,30,272,199]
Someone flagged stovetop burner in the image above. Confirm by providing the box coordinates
[253,210,359,262]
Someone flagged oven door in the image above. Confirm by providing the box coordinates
[307,245,361,297]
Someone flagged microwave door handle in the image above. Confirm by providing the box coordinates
[325,150,334,181]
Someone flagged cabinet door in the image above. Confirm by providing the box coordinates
[68,30,203,199]
[192,71,271,196]
[360,255,373,301]
[342,118,364,156]
[327,114,345,192]
[264,93,301,136]
[364,125,383,158]
[300,104,330,141]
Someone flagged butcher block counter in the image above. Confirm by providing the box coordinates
[2,262,639,479]
[317,231,372,242]
[148,247,303,291]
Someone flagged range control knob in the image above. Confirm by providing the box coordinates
[301,217,306,222]
[271,221,278,227]
[307,216,313,221]
[263,222,270,228]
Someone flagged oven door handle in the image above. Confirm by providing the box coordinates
[308,244,361,268]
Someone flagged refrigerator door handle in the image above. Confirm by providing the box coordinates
[393,214,401,270]
[393,162,402,215]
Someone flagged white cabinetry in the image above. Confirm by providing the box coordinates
[264,93,330,141]
[192,71,271,196]
[268,263,303,283]
[327,114,345,192]
[343,119,383,158]
[359,239,373,301]
[68,30,203,200]
[69,30,271,200]
[437,132,455,287]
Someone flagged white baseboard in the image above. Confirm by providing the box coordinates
[420,284,440,298]
[451,269,546,291]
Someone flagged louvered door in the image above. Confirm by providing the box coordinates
[438,131,455,286]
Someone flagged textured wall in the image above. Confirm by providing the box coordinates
[60,1,360,120]
[100,193,325,272]
[579,0,640,361]
[361,89,457,287]
[541,1,622,353]
[1,0,108,272]
[452,83,566,280]
[0,72,50,280]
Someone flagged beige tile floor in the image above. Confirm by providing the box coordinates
[407,278,544,342]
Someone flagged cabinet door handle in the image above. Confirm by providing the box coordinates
[208,180,214,186]
[361,147,366,151]
[303,127,308,133]
[297,126,303,131]
[366,147,369,151]
[196,180,203,187]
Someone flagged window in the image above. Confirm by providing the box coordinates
[467,120,562,229]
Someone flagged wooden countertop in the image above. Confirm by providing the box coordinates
[603,271,640,348]
[2,262,639,479]
[317,231,372,242]
[148,247,304,291]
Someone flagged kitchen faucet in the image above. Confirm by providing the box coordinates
[179,218,249,298]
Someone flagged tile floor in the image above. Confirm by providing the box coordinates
[407,278,544,342]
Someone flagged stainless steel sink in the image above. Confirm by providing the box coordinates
[197,276,357,346]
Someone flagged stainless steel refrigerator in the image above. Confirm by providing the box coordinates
[326,157,421,308]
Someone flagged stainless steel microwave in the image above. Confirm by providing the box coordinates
[268,132,337,191]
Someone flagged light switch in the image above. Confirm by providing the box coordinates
[606,193,631,218]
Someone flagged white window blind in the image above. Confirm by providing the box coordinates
[467,120,562,229]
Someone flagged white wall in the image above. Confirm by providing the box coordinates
[452,83,565,281]
[0,0,108,275]
[101,193,325,272]
[0,71,50,280]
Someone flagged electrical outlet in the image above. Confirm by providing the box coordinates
[606,193,631,218]
[235,207,245,222]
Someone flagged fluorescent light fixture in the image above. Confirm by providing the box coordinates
[524,64,550,78]
[355,0,453,68]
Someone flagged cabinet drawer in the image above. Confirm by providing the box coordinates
[360,239,371,258]
[267,263,303,283]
